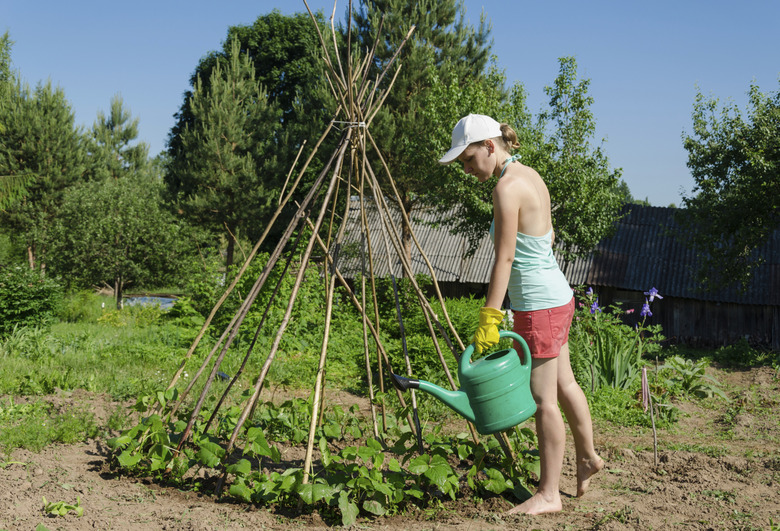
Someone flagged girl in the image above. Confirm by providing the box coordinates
[439,114,604,515]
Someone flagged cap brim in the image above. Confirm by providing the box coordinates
[438,144,466,165]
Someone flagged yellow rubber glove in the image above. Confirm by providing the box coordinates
[473,307,505,354]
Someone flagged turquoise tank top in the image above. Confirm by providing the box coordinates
[489,220,573,311]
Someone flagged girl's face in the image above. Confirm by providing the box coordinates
[457,141,494,183]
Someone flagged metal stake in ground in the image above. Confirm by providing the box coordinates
[392,273,424,453]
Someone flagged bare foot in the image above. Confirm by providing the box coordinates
[507,492,562,515]
[576,456,605,497]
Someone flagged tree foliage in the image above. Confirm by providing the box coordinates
[680,80,780,290]
[0,31,30,211]
[532,57,623,260]
[45,97,194,308]
[0,265,63,336]
[166,38,284,270]
[89,94,150,180]
[351,0,493,258]
[0,76,88,268]
[166,11,340,268]
[416,57,622,260]
[48,172,189,309]
[166,11,337,266]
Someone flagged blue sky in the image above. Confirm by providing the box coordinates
[2,0,778,206]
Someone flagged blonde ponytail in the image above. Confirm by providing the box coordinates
[500,123,521,151]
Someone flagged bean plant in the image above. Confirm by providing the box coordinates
[107,389,539,526]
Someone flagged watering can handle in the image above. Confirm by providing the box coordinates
[461,330,532,368]
[498,330,532,366]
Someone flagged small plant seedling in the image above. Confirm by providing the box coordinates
[42,496,83,517]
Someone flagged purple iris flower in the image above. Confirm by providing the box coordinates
[590,299,601,314]
[644,287,663,302]
[640,299,652,317]
[586,287,594,297]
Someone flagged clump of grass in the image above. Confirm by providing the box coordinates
[588,386,678,428]
[0,316,200,399]
[57,290,113,323]
[0,398,98,454]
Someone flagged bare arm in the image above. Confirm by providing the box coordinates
[484,179,520,309]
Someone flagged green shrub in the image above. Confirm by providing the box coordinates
[660,355,728,400]
[589,386,678,428]
[0,397,99,453]
[569,287,665,393]
[57,290,112,323]
[0,266,63,336]
[711,338,779,368]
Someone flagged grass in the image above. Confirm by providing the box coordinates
[0,290,379,455]
[0,397,99,454]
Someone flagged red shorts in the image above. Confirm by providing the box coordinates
[512,297,575,359]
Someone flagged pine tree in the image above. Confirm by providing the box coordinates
[167,11,336,262]
[89,94,150,181]
[166,38,283,270]
[0,31,35,210]
[0,78,88,268]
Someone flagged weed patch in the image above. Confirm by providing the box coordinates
[0,397,98,454]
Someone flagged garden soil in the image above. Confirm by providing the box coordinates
[1,365,778,530]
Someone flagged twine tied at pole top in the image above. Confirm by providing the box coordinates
[333,120,366,130]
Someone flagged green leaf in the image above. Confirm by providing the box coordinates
[196,440,225,468]
[156,391,167,409]
[106,434,132,450]
[269,445,281,463]
[319,437,332,467]
[422,455,454,491]
[371,452,385,471]
[456,442,473,461]
[279,471,299,493]
[229,483,253,503]
[338,492,359,526]
[362,499,386,516]
[404,485,425,499]
[365,437,383,451]
[297,482,337,505]
[245,427,272,458]
[371,481,394,497]
[341,446,358,461]
[388,458,402,472]
[164,387,179,402]
[357,445,378,463]
[408,454,430,475]
[117,450,142,468]
[226,458,252,477]
[481,468,511,494]
[322,422,341,439]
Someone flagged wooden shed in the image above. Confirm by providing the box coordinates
[335,199,780,350]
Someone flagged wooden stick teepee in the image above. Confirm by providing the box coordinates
[157,0,498,496]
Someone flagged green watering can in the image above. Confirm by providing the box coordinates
[390,330,537,435]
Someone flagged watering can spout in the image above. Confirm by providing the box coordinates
[390,373,476,423]
[390,330,537,435]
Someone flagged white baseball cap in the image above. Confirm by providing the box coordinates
[438,114,502,164]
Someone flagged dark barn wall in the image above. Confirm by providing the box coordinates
[593,288,780,350]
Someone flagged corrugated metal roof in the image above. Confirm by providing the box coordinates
[335,199,780,306]
[581,205,780,305]
[337,198,488,282]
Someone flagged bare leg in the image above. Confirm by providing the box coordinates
[508,357,564,515]
[556,342,604,496]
